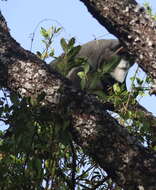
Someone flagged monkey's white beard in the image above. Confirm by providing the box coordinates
[110,59,130,83]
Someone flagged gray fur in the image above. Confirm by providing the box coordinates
[76,39,120,70]
[50,39,134,90]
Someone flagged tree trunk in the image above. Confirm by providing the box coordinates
[0,1,156,188]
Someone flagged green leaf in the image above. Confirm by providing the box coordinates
[83,63,90,74]
[130,76,136,82]
[60,38,68,52]
[89,74,100,89]
[102,56,121,73]
[77,71,85,79]
[49,48,55,57]
[113,83,121,93]
[78,71,87,89]
[40,27,49,38]
[41,39,48,45]
[54,27,62,33]
[67,45,81,60]
[68,37,76,47]
[80,78,87,90]
[136,77,143,85]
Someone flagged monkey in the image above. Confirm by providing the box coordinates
[49,39,134,93]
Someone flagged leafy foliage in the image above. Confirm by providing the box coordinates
[0,25,155,190]
[0,91,112,189]
[144,3,156,20]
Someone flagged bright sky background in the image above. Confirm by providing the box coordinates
[1,0,156,115]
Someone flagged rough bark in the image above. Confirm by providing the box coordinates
[127,101,156,143]
[0,1,156,189]
[79,0,156,84]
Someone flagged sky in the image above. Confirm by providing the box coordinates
[0,0,156,115]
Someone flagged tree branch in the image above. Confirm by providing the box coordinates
[79,0,156,84]
[0,6,156,190]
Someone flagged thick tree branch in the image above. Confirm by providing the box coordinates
[79,0,156,85]
[0,7,156,190]
[128,101,156,142]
